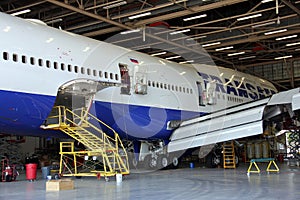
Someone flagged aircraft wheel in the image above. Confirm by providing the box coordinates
[157,155,169,169]
[170,156,179,169]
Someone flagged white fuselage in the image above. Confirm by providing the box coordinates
[0,12,277,140]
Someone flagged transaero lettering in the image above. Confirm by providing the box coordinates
[198,72,276,100]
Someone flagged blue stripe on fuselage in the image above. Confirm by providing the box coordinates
[0,90,202,140]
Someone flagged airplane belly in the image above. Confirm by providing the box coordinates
[0,90,64,137]
[93,100,201,140]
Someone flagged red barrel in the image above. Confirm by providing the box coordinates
[25,163,38,181]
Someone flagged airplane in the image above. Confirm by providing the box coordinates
[0,12,280,169]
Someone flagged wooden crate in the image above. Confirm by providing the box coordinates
[46,179,74,191]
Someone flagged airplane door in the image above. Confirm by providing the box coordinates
[119,64,131,95]
[197,81,204,106]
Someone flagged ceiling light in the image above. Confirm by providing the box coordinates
[215,46,234,51]
[252,21,275,28]
[183,14,207,21]
[170,29,191,35]
[128,12,151,20]
[179,60,194,64]
[274,55,293,60]
[237,14,262,21]
[202,42,221,47]
[238,56,256,60]
[295,48,300,51]
[103,1,127,9]
[120,29,140,34]
[151,52,167,56]
[46,18,63,24]
[276,35,298,41]
[166,55,181,60]
[286,42,300,47]
[264,29,287,35]
[262,0,274,3]
[11,9,31,16]
[228,52,245,56]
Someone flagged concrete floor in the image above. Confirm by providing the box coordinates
[0,163,299,200]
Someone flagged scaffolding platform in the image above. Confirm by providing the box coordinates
[42,106,129,179]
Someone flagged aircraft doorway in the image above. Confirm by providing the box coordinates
[43,79,115,126]
[119,64,131,95]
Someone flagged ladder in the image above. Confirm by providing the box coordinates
[42,106,130,178]
[223,141,236,169]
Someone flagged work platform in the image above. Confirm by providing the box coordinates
[168,88,300,153]
[42,106,130,179]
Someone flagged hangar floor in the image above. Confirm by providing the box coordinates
[0,163,299,200]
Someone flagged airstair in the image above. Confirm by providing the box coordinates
[222,141,236,169]
[42,106,130,179]
[168,88,300,153]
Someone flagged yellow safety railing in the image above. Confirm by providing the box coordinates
[43,106,129,178]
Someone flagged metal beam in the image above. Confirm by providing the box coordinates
[282,0,300,16]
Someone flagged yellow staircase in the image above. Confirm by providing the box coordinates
[223,141,236,169]
[42,106,129,179]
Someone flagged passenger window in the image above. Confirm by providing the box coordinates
[104,72,108,78]
[22,55,27,64]
[68,64,72,72]
[30,57,35,65]
[13,54,18,62]
[61,63,65,71]
[87,68,91,75]
[3,52,9,60]
[38,59,43,66]
[110,73,113,79]
[93,70,97,76]
[46,60,51,68]
[74,66,78,73]
[115,74,119,80]
[54,62,58,69]
[81,67,85,74]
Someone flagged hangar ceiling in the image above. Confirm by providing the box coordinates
[1,0,300,89]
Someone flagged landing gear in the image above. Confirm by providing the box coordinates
[157,155,168,169]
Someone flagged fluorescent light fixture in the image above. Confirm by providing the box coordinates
[170,29,191,35]
[274,55,293,60]
[151,52,167,56]
[120,29,140,34]
[237,14,262,21]
[295,48,300,51]
[286,42,300,47]
[166,55,181,60]
[179,60,194,64]
[202,42,221,47]
[228,52,245,56]
[252,21,275,28]
[238,56,256,60]
[264,29,287,35]
[183,14,207,21]
[46,18,63,24]
[186,35,207,40]
[11,9,31,16]
[103,1,127,9]
[215,46,233,51]
[262,0,274,3]
[276,35,298,41]
[128,12,151,20]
